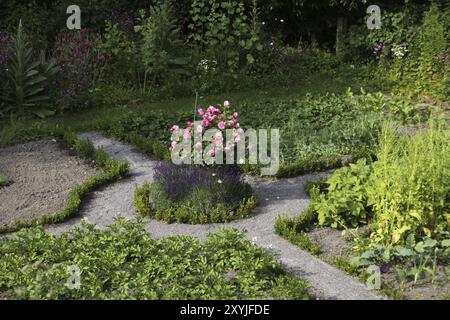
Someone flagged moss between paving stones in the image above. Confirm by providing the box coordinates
[0,129,129,234]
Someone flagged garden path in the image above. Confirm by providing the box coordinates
[45,132,380,300]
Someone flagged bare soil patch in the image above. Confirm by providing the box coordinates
[308,227,352,261]
[0,139,101,228]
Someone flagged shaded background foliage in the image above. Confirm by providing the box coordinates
[0,0,448,119]
[0,0,440,49]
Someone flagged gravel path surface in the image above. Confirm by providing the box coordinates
[44,132,380,300]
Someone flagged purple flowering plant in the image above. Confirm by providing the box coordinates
[51,29,106,109]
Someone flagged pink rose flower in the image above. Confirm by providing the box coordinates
[183,128,191,140]
[235,122,240,128]
[218,121,226,130]
[224,100,230,107]
[233,112,239,118]
[201,119,211,128]
[171,125,180,133]
[198,108,204,116]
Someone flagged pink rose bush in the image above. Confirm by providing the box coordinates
[169,100,243,165]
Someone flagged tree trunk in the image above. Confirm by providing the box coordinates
[336,16,347,54]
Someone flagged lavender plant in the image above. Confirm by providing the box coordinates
[142,162,256,224]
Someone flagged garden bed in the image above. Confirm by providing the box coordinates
[0,220,311,300]
[303,226,450,300]
[0,140,101,229]
[276,115,449,300]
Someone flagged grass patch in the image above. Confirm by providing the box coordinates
[0,129,128,234]
[0,219,311,300]
[0,74,380,178]
[92,91,385,177]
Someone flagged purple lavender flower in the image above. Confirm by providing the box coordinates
[153,162,245,202]
[51,29,104,106]
[380,265,390,274]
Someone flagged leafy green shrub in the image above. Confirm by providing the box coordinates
[305,115,449,247]
[100,20,140,87]
[407,4,449,99]
[0,220,310,300]
[304,178,328,196]
[347,3,449,99]
[314,159,372,229]
[139,2,188,91]
[189,0,261,74]
[359,91,433,123]
[137,163,257,224]
[4,21,58,117]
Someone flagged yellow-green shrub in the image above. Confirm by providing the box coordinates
[368,118,450,245]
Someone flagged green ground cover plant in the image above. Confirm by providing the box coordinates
[0,129,128,234]
[0,219,310,300]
